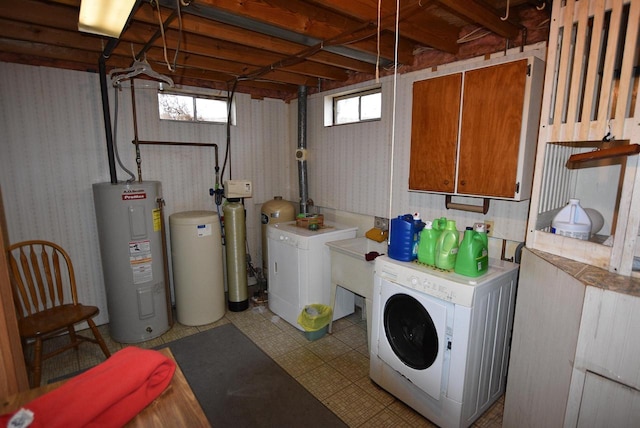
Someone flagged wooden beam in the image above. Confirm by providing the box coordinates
[436,0,521,39]
[192,0,413,63]
[132,5,376,73]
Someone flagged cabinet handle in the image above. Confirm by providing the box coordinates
[460,180,466,186]
[274,262,278,274]
[444,179,449,185]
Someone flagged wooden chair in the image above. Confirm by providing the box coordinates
[7,240,111,387]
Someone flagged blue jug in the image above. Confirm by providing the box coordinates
[388,213,425,261]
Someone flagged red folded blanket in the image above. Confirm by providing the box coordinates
[2,347,176,428]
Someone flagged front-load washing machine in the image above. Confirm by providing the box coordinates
[370,256,519,428]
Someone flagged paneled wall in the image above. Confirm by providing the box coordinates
[302,43,546,245]
[1,44,546,326]
[0,62,291,325]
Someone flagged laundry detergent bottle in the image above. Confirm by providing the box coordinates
[455,227,489,277]
[417,220,441,266]
[411,213,426,259]
[389,214,423,261]
[435,220,459,270]
[475,223,488,248]
[433,217,447,233]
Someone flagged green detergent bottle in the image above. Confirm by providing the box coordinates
[474,223,489,249]
[455,227,489,277]
[433,217,447,233]
[417,220,441,266]
[435,220,459,270]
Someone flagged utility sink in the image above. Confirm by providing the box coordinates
[326,237,387,261]
[326,237,387,350]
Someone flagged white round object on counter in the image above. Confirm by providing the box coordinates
[584,208,605,235]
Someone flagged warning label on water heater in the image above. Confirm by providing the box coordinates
[129,240,152,284]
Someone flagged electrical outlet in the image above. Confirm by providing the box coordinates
[485,220,494,237]
[375,216,389,231]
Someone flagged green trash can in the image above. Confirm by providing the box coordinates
[297,304,333,341]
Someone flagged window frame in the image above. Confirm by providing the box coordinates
[327,87,382,126]
[157,88,234,125]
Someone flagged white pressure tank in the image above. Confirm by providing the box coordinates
[93,181,170,343]
[170,211,225,325]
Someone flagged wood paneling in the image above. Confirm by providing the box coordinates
[458,59,526,197]
[0,186,29,399]
[409,73,461,193]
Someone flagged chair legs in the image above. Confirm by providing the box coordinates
[25,323,111,388]
[68,326,79,351]
[87,319,111,359]
[32,337,44,388]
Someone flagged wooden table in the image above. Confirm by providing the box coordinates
[0,348,211,427]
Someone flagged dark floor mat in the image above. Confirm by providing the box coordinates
[157,323,347,428]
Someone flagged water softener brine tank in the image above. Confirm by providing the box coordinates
[224,200,249,311]
[93,181,170,343]
[170,211,225,326]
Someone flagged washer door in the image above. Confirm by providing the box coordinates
[376,278,450,400]
[384,294,439,370]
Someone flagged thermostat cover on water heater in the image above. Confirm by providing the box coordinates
[224,180,253,198]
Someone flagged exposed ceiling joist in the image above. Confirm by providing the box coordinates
[0,0,550,100]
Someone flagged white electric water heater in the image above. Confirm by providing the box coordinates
[93,181,170,343]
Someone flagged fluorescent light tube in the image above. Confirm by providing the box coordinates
[78,0,137,38]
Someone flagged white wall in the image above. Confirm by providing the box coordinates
[0,44,546,325]
[0,62,291,324]
[302,43,547,254]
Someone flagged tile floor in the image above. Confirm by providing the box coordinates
[34,302,504,427]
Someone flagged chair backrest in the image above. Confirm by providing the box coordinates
[7,240,79,320]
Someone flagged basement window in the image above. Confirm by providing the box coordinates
[325,87,382,126]
[158,91,232,124]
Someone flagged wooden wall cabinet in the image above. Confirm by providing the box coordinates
[409,57,544,200]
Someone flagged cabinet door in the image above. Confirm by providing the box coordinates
[409,73,461,193]
[577,372,640,427]
[458,59,527,197]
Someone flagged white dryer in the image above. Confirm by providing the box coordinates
[267,221,357,330]
[370,256,519,428]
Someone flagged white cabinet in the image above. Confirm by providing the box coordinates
[503,249,584,427]
[565,287,640,427]
[576,372,640,427]
[504,249,640,427]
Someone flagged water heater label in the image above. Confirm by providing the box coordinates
[129,240,153,284]
[153,208,161,232]
[122,190,147,200]
[197,224,212,237]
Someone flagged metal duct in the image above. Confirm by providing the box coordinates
[297,85,309,214]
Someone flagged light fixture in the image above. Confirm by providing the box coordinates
[78,0,137,38]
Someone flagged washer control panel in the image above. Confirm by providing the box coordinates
[375,256,482,307]
[406,275,460,302]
